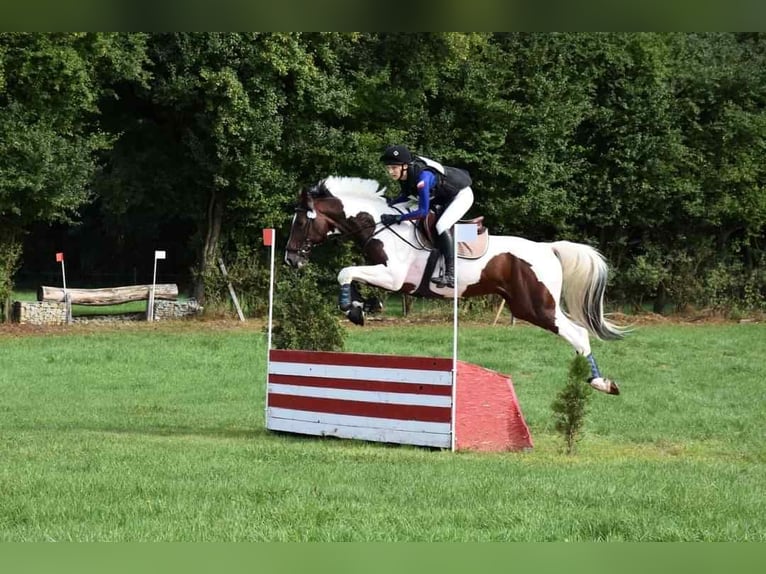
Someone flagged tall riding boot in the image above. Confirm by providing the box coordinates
[433,229,455,288]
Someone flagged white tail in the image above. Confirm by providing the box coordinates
[551,241,625,340]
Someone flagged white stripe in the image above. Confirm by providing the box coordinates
[269,361,452,385]
[268,383,452,407]
[268,407,452,434]
[267,413,451,448]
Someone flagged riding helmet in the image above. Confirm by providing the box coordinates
[380,144,413,165]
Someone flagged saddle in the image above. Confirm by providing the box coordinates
[417,211,489,260]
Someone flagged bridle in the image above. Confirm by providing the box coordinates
[285,206,317,259]
[286,203,426,261]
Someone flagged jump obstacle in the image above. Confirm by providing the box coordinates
[261,227,533,452]
[266,349,532,452]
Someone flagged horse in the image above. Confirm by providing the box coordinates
[284,176,625,395]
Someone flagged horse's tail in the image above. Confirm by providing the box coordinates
[550,241,625,341]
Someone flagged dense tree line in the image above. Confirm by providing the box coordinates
[1,32,764,320]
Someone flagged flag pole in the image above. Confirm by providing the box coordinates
[451,229,459,452]
[263,228,276,426]
[59,257,67,292]
[149,250,166,321]
[450,223,478,452]
[264,229,276,356]
[56,252,70,323]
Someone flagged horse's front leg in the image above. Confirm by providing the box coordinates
[337,265,404,326]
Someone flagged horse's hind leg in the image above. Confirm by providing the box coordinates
[555,312,620,395]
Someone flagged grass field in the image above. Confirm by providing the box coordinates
[0,317,763,541]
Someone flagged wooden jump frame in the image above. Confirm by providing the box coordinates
[38,284,179,323]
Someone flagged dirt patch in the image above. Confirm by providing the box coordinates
[0,318,267,339]
[0,310,760,339]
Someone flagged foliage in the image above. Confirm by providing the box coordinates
[551,354,593,455]
[3,32,765,316]
[268,265,346,351]
[0,33,149,318]
[196,244,272,318]
[0,229,22,321]
[0,33,149,228]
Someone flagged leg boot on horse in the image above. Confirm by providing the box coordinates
[338,283,365,326]
[432,229,455,288]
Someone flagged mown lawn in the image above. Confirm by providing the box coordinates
[0,318,763,541]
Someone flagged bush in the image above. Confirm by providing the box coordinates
[195,246,274,319]
[268,266,346,351]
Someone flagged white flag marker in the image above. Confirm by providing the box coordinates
[148,250,166,321]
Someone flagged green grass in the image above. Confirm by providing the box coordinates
[0,320,764,541]
[71,300,149,316]
[10,289,37,302]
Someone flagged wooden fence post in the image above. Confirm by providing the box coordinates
[218,258,245,322]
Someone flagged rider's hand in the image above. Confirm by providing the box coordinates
[380,213,401,226]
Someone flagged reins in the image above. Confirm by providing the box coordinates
[291,205,426,255]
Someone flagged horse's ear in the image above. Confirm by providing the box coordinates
[302,187,317,215]
[308,179,331,198]
[301,185,319,207]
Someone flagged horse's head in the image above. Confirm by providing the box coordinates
[285,176,392,268]
[284,180,346,268]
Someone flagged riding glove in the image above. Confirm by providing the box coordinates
[380,213,401,226]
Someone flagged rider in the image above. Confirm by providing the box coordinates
[379,144,474,288]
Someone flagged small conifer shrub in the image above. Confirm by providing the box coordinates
[551,354,593,455]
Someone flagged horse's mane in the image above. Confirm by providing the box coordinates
[319,176,387,203]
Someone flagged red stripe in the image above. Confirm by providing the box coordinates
[269,373,451,396]
[268,394,451,423]
[269,349,452,372]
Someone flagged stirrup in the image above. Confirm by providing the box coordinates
[431,273,454,288]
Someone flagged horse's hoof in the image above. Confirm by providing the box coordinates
[346,307,365,326]
[588,377,620,395]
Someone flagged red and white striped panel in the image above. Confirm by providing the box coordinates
[267,350,454,448]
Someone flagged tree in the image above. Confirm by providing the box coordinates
[96,33,363,303]
[0,33,148,319]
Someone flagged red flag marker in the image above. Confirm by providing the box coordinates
[56,252,64,263]
[262,228,274,246]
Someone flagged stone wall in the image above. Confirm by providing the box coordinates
[153,299,202,321]
[12,299,203,325]
[12,301,67,325]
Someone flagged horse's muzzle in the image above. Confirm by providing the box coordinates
[284,250,307,268]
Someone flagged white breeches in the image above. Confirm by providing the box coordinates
[436,187,474,235]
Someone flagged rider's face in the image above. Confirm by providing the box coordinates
[385,163,407,181]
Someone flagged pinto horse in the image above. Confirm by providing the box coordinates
[284,176,625,395]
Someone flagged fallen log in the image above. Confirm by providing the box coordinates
[38,284,179,306]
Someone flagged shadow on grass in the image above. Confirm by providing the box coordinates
[8,423,447,452]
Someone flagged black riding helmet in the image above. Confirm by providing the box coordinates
[380,144,412,165]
